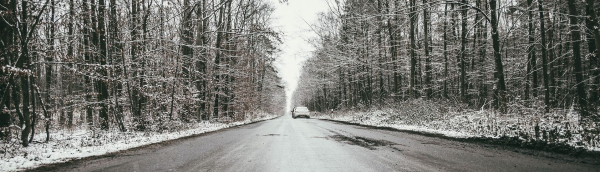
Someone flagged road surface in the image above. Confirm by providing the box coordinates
[34,115,599,172]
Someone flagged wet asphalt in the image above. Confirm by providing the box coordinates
[35,115,600,172]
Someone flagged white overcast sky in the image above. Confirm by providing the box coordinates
[269,0,330,112]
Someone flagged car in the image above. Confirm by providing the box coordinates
[291,106,310,119]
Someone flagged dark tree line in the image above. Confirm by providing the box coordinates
[1,0,285,146]
[294,0,599,123]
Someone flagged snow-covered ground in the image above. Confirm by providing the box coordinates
[315,100,600,152]
[0,113,280,172]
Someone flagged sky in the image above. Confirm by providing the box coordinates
[269,0,330,112]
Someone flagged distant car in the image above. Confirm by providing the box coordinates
[291,106,310,119]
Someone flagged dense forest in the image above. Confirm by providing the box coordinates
[295,0,599,123]
[0,0,285,147]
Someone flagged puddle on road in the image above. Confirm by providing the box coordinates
[262,134,287,136]
[311,136,329,139]
[330,134,396,150]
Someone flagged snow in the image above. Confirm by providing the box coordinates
[317,110,476,139]
[0,113,280,172]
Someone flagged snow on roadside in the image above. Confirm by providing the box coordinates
[315,105,600,152]
[316,110,476,138]
[0,113,280,172]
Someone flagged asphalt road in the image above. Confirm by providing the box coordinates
[36,115,600,172]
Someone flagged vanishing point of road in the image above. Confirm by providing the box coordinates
[33,115,600,172]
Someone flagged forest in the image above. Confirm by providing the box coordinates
[3,0,600,168]
[295,0,600,149]
[0,0,286,148]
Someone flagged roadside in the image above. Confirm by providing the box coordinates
[319,118,600,164]
[27,116,600,172]
[314,100,600,160]
[0,113,280,172]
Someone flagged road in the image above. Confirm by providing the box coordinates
[35,115,599,172]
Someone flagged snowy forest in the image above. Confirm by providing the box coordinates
[0,0,285,148]
[3,0,600,170]
[295,0,600,150]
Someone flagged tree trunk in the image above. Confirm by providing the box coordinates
[476,0,488,106]
[0,0,16,111]
[33,85,50,142]
[196,0,209,120]
[567,0,589,119]
[460,0,468,103]
[12,78,23,129]
[181,0,194,119]
[409,0,417,99]
[443,3,449,99]
[97,0,109,130]
[131,0,141,124]
[586,0,600,105]
[525,0,536,100]
[66,0,75,129]
[490,0,507,110]
[44,0,54,139]
[213,3,226,119]
[388,13,398,98]
[83,0,94,128]
[423,0,432,99]
[18,0,32,147]
[28,75,36,143]
[538,0,551,110]
[110,0,126,131]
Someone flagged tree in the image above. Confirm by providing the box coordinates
[0,0,285,146]
[213,2,226,118]
[525,0,537,100]
[196,0,209,120]
[443,3,449,99]
[567,0,589,118]
[66,0,75,129]
[0,0,17,114]
[409,0,417,99]
[585,0,600,106]
[459,0,468,103]
[83,0,94,128]
[131,0,142,125]
[489,0,507,110]
[109,0,126,131]
[423,0,432,99]
[19,0,32,146]
[539,0,550,110]
[96,0,109,130]
[44,0,55,141]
